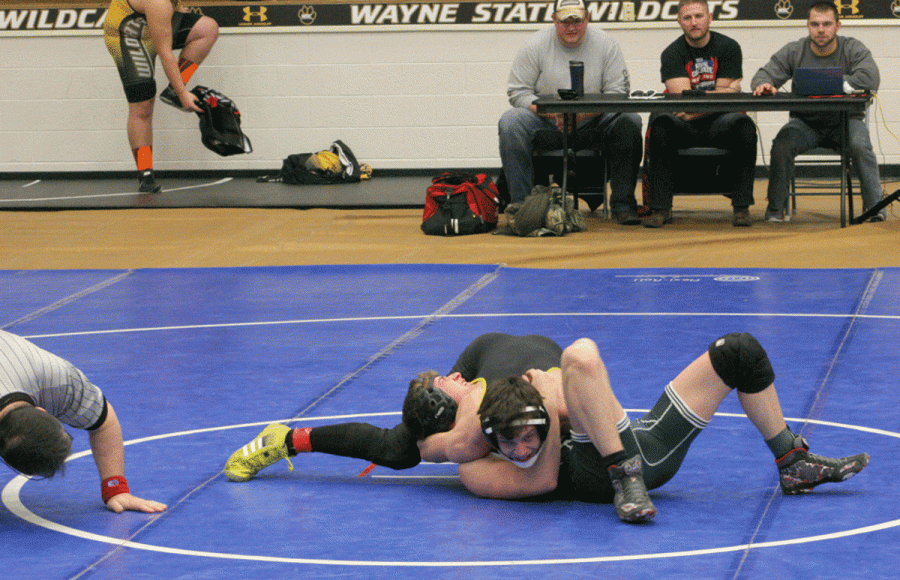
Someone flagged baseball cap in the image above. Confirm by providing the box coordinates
[555,0,586,20]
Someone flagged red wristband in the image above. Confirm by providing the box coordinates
[101,475,130,503]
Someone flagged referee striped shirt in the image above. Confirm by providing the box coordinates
[0,330,107,430]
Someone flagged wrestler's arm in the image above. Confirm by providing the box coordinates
[88,403,167,513]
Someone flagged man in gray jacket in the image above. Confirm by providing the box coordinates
[752,1,884,222]
[498,0,642,224]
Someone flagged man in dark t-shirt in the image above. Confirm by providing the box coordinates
[643,0,758,229]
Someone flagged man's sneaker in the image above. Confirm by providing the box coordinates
[138,170,161,194]
[776,436,869,495]
[866,212,886,223]
[642,209,672,229]
[224,423,294,482]
[608,455,657,523]
[764,206,791,223]
[159,85,180,109]
[732,207,752,227]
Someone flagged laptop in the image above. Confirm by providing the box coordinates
[793,67,844,96]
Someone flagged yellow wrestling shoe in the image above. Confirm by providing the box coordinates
[224,423,294,482]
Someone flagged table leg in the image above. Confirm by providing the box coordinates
[560,112,574,208]
[840,110,848,228]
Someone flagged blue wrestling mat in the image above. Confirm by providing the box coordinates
[1,265,897,580]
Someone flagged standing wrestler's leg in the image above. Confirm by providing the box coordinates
[160,16,219,109]
[128,100,160,193]
[562,338,655,522]
[179,16,218,65]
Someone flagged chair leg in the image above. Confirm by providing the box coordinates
[602,167,609,219]
[846,162,854,221]
[789,176,796,217]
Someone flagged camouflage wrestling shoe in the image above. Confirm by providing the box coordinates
[224,423,294,482]
[777,436,869,495]
[608,455,657,523]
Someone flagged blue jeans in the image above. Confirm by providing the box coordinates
[767,116,883,214]
[498,108,642,211]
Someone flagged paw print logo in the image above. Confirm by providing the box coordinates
[298,6,317,25]
[774,0,793,19]
[892,0,900,18]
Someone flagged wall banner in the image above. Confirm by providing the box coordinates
[3,1,900,34]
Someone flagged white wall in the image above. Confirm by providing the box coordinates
[0,22,897,173]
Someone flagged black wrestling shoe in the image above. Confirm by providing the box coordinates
[608,455,656,523]
[777,436,869,495]
[159,85,180,109]
[138,170,162,194]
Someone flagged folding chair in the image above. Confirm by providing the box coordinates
[788,147,855,220]
[786,107,870,221]
[531,128,608,215]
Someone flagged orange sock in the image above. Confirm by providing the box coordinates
[132,146,153,173]
[178,58,199,85]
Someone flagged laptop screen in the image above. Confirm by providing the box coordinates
[793,67,844,96]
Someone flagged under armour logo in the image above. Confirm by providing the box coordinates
[833,0,860,15]
[243,6,268,22]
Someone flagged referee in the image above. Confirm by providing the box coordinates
[0,330,166,513]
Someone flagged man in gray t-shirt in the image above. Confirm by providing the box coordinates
[498,0,642,224]
[752,1,885,222]
[0,330,166,514]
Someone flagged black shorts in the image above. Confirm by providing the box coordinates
[558,383,708,503]
[104,10,201,103]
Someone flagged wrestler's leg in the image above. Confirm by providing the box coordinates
[224,421,419,482]
[561,338,655,522]
[127,99,160,193]
[561,338,627,457]
[293,422,420,470]
[668,333,868,493]
[160,14,218,108]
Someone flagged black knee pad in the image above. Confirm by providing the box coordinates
[708,333,775,394]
